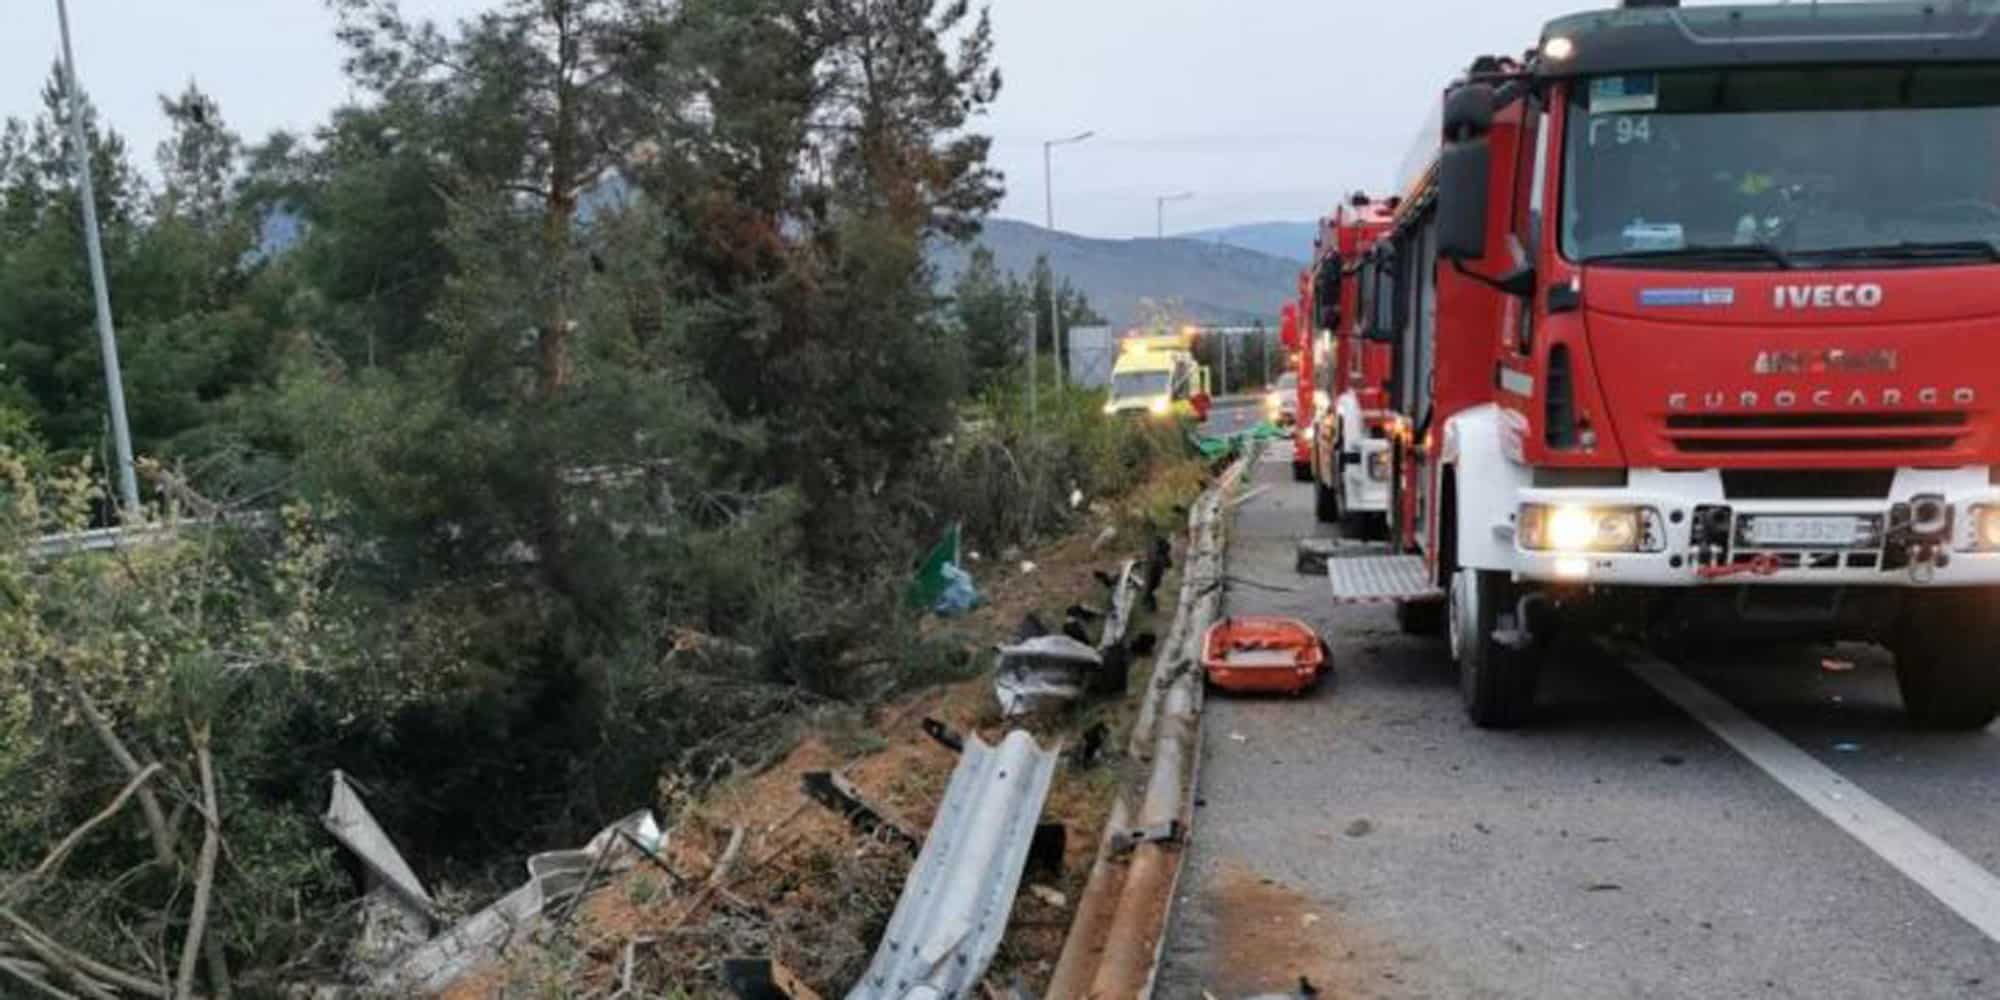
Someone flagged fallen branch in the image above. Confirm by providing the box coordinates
[0,907,158,999]
[60,676,177,866]
[0,956,83,1000]
[606,936,655,1000]
[706,827,745,889]
[21,764,165,890]
[173,725,221,1000]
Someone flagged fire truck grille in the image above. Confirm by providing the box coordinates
[1664,411,1969,455]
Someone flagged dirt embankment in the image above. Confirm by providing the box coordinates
[441,463,1206,998]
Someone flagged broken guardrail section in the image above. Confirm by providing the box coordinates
[847,731,1060,1000]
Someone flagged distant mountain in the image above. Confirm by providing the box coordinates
[1178,221,1317,264]
[932,218,1299,330]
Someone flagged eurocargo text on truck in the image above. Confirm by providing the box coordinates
[1325,0,2000,730]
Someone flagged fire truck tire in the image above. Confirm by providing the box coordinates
[1451,568,1539,729]
[1892,595,2000,731]
[1293,459,1312,483]
[1395,599,1445,637]
[1314,471,1338,524]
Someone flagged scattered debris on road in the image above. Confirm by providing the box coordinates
[1344,818,1376,838]
[993,634,1102,716]
[1294,537,1340,575]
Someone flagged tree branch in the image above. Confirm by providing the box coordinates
[173,725,221,1000]
[0,957,84,1000]
[2,763,165,904]
[59,675,178,866]
[0,907,159,999]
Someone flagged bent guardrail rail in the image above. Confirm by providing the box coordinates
[848,731,1060,1000]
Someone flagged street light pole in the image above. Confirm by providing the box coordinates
[1155,191,1193,240]
[1041,130,1093,415]
[56,0,140,521]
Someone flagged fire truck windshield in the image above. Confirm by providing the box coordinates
[1561,65,2000,267]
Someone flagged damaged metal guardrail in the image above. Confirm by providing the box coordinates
[321,771,666,995]
[847,731,1061,1000]
[1046,451,1250,999]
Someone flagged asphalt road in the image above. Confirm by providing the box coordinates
[1157,450,2000,999]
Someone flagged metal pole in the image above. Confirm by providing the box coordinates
[1044,144,1060,404]
[56,0,140,520]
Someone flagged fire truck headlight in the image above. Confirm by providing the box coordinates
[1148,397,1170,416]
[1519,503,1663,553]
[1102,402,1117,415]
[1542,36,1575,62]
[1971,505,2000,551]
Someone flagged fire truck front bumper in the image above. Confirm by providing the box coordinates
[1503,468,2000,588]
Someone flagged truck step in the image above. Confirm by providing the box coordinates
[1327,553,1444,605]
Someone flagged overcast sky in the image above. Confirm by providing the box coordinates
[3,1,1734,238]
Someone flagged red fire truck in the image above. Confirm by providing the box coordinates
[1294,197,1398,534]
[1329,0,2000,730]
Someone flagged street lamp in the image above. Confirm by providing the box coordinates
[1155,191,1194,239]
[1038,130,1094,420]
[55,0,140,521]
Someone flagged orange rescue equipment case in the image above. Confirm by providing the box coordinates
[1200,617,1329,695]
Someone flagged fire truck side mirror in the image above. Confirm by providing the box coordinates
[1438,83,1496,262]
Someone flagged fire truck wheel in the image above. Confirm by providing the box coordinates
[1394,598,1445,637]
[1292,459,1312,483]
[1314,471,1338,524]
[1892,595,2000,731]
[1451,568,1540,729]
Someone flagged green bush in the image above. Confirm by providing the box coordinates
[919,366,1187,556]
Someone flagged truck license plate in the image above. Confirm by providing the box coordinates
[1739,515,1871,549]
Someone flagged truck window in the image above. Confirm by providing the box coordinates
[1355,260,1376,338]
[1520,103,1549,257]
[1313,260,1341,331]
[1561,65,2000,263]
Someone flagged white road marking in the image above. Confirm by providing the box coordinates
[1625,649,2000,944]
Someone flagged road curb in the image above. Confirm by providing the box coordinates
[1047,448,1250,998]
